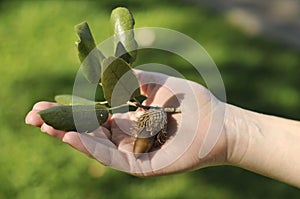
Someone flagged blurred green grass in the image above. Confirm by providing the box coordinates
[0,0,299,198]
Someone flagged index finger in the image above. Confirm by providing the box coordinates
[25,101,60,127]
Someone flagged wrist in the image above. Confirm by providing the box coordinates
[224,103,300,187]
[224,104,261,166]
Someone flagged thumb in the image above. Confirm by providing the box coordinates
[134,70,171,96]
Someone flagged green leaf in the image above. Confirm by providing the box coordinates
[115,41,132,64]
[38,105,109,132]
[101,56,140,106]
[75,21,105,83]
[133,95,147,105]
[111,7,138,64]
[55,95,96,105]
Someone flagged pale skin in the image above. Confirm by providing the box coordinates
[25,71,300,188]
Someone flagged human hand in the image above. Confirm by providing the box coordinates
[25,70,228,176]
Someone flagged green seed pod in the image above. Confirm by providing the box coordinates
[38,105,109,132]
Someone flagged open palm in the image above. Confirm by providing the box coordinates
[26,70,227,176]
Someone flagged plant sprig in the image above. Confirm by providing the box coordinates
[39,7,144,132]
[38,7,181,158]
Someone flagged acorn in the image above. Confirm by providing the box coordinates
[132,107,168,158]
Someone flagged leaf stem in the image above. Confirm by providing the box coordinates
[128,101,181,113]
[95,101,108,105]
[107,102,132,111]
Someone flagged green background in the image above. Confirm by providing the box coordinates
[0,0,299,198]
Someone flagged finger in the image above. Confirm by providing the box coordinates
[134,70,168,96]
[134,70,184,107]
[25,110,44,126]
[110,113,136,152]
[62,132,92,157]
[78,132,134,169]
[41,123,67,140]
[32,101,60,110]
[89,126,112,140]
[25,101,60,126]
